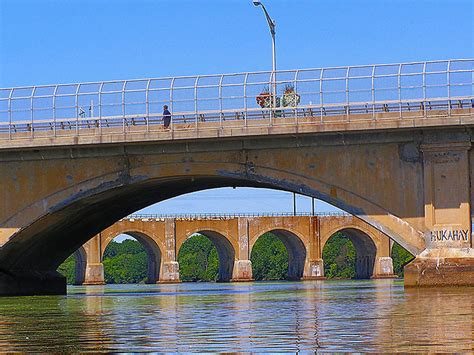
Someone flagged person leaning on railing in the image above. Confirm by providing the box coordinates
[163,105,171,129]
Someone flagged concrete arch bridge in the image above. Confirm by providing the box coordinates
[75,213,398,285]
[0,59,473,295]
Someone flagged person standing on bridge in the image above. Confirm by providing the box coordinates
[162,105,171,129]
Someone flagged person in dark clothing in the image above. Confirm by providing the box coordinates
[163,105,171,129]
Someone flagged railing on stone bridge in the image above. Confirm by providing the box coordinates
[121,212,350,221]
[0,58,472,141]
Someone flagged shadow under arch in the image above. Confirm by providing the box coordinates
[73,246,87,285]
[252,229,307,281]
[323,227,377,279]
[102,231,162,284]
[179,230,235,282]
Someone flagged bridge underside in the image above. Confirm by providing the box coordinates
[0,126,473,295]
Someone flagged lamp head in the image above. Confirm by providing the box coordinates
[253,1,261,6]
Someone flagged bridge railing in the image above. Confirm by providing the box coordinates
[0,59,472,140]
[122,212,350,220]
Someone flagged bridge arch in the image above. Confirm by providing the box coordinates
[0,149,425,287]
[100,229,162,284]
[250,227,308,281]
[321,224,380,279]
[177,228,236,282]
[72,246,87,285]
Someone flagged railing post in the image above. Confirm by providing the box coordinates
[243,73,249,127]
[170,78,175,132]
[219,75,224,129]
[75,84,80,136]
[371,65,376,121]
[447,60,451,117]
[422,61,427,118]
[397,64,402,120]
[145,79,151,132]
[345,67,350,121]
[98,82,104,134]
[269,71,273,126]
[31,87,36,139]
[294,70,299,126]
[194,76,199,131]
[8,89,12,140]
[319,68,324,123]
[52,86,58,137]
[122,81,127,134]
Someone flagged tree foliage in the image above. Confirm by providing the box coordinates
[178,234,219,282]
[250,233,288,280]
[391,242,414,276]
[57,255,76,284]
[322,233,356,279]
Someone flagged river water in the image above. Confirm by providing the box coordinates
[0,280,472,352]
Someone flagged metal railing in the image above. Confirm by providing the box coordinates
[0,59,472,141]
[122,212,350,220]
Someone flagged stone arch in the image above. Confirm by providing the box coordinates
[250,228,308,281]
[73,246,87,285]
[178,229,236,282]
[322,225,379,279]
[101,230,162,284]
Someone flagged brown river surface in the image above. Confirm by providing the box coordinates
[0,280,472,352]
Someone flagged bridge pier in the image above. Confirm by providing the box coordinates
[83,263,105,285]
[405,140,474,287]
[302,259,326,280]
[371,257,396,279]
[82,237,105,285]
[231,260,253,281]
[159,261,180,283]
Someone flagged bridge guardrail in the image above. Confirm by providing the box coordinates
[121,212,351,220]
[0,59,472,141]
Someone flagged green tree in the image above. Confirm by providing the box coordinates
[250,233,288,280]
[178,234,219,282]
[57,254,76,284]
[391,242,414,277]
[322,233,356,279]
[103,252,148,283]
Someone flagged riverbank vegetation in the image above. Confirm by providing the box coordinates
[58,232,413,284]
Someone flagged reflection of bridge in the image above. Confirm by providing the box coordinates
[0,59,473,295]
[75,213,396,285]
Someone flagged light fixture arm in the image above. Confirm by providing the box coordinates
[259,4,275,35]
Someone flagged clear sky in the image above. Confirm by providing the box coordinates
[0,0,472,217]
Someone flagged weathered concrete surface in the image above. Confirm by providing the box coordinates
[74,215,395,285]
[405,257,474,287]
[0,123,473,294]
[0,108,471,150]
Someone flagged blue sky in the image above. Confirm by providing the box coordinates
[1,0,472,216]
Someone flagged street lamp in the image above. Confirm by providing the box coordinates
[253,1,277,111]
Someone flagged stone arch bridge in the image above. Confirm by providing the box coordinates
[75,213,397,285]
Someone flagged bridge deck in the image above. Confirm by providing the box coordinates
[0,105,471,150]
[1,58,472,149]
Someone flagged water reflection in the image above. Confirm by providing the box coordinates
[0,280,472,352]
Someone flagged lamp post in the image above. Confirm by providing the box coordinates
[253,1,277,111]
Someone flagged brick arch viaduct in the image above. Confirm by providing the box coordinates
[76,214,397,285]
